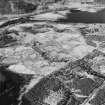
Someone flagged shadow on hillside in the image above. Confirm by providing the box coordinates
[57,8,105,23]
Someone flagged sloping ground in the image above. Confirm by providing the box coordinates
[0,0,66,15]
[1,1,105,105]
[0,0,104,19]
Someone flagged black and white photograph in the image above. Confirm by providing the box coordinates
[0,0,105,105]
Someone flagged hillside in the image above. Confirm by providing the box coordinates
[0,0,105,105]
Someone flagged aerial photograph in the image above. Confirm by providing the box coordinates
[1,0,105,105]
